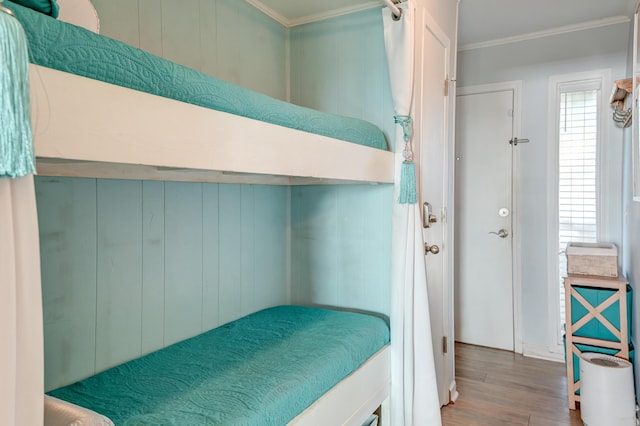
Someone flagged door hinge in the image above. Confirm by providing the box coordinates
[444,78,449,96]
[442,336,448,354]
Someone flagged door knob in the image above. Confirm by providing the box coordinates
[489,229,509,238]
[424,243,440,255]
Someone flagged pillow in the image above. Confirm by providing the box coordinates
[57,0,100,33]
[11,0,59,17]
[44,395,115,426]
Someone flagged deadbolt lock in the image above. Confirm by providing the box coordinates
[423,202,437,228]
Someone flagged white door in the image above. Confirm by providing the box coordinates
[454,88,515,351]
[416,11,451,405]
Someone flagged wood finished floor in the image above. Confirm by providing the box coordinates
[441,343,583,426]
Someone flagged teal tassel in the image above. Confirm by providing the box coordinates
[399,160,417,204]
[0,3,35,178]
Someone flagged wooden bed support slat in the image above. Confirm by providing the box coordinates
[30,65,395,185]
[35,159,389,186]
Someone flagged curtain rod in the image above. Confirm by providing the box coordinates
[382,0,401,18]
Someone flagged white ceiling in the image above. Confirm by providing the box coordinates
[458,0,636,48]
[250,0,637,47]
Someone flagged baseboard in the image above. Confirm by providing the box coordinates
[448,380,459,404]
[522,343,565,363]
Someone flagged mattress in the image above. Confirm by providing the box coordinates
[47,305,390,425]
[8,1,388,151]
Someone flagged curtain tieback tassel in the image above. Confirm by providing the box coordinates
[0,0,36,178]
[394,115,417,204]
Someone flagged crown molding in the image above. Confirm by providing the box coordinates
[288,2,381,27]
[245,0,382,28]
[459,15,631,52]
[244,0,290,27]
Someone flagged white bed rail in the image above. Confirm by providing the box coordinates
[30,65,394,186]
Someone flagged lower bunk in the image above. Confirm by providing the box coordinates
[45,305,390,425]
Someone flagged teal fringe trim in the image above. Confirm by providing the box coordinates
[0,9,35,178]
[399,161,417,204]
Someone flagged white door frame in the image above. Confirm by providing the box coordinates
[455,81,523,354]
[415,8,454,405]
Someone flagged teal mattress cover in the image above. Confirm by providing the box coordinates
[8,1,387,151]
[47,305,390,425]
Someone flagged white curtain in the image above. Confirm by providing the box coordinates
[0,175,44,425]
[383,3,442,425]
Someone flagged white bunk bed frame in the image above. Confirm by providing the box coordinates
[32,64,393,425]
[34,2,393,424]
[44,346,390,426]
[291,346,390,425]
[31,65,394,186]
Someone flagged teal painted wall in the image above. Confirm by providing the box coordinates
[290,9,395,142]
[289,10,394,316]
[290,185,392,316]
[36,178,288,390]
[91,0,288,100]
[36,3,290,390]
[36,5,394,390]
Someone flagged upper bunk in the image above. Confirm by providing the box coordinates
[10,0,395,185]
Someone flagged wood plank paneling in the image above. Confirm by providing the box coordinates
[91,0,140,48]
[214,0,249,90]
[38,3,393,391]
[290,21,339,114]
[291,186,340,307]
[290,185,392,316]
[290,8,394,148]
[95,180,143,371]
[161,0,201,71]
[218,184,242,324]
[198,0,218,78]
[164,182,203,345]
[288,9,394,317]
[141,181,165,353]
[336,185,391,314]
[36,177,97,390]
[335,15,366,119]
[37,179,288,389]
[215,0,287,98]
[253,186,288,308]
[202,183,220,330]
[90,0,287,100]
[137,0,162,56]
[241,185,255,315]
[360,15,392,141]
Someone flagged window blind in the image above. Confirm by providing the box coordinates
[557,89,599,329]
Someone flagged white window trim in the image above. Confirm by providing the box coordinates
[546,68,611,355]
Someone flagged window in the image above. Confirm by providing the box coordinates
[558,89,599,328]
[547,71,608,353]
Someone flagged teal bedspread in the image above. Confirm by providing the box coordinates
[47,306,390,425]
[8,1,388,151]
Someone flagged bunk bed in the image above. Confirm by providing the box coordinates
[8,0,394,424]
[13,0,394,186]
[45,306,390,425]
